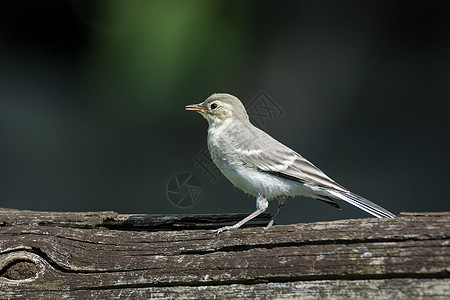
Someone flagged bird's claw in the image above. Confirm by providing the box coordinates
[213,225,234,235]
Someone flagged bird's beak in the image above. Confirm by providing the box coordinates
[185,103,207,112]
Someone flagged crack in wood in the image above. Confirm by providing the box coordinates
[0,210,448,297]
[177,235,449,256]
[45,272,450,292]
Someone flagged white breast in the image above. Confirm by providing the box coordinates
[206,120,308,199]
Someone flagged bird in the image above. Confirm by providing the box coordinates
[185,93,396,234]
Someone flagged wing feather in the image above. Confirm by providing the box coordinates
[229,125,348,192]
[225,123,395,218]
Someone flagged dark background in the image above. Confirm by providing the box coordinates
[1,0,449,224]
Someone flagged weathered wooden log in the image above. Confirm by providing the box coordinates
[0,208,448,299]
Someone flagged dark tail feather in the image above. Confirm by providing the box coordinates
[328,190,396,218]
[316,196,341,209]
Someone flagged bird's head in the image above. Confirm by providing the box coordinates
[185,93,249,126]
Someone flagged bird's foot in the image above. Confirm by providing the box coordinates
[264,220,275,230]
[213,225,234,235]
[213,224,243,235]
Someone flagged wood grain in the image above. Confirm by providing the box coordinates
[0,209,448,299]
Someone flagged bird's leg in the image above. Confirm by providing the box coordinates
[214,194,268,235]
[265,195,288,229]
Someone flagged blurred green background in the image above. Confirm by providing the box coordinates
[1,0,449,223]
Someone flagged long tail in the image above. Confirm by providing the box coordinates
[327,190,396,218]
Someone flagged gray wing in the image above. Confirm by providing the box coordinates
[228,125,344,208]
[230,125,347,192]
[230,125,396,218]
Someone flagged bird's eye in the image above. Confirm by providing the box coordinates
[210,103,218,110]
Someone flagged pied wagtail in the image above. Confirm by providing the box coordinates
[186,93,396,234]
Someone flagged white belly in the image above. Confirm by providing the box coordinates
[206,119,320,200]
[208,141,312,199]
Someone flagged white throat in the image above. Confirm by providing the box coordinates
[208,117,233,137]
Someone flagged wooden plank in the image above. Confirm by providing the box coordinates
[0,208,272,229]
[0,210,448,299]
[1,279,448,299]
[0,208,117,228]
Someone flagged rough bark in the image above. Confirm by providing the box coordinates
[0,209,448,299]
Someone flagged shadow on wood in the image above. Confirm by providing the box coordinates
[0,208,449,299]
